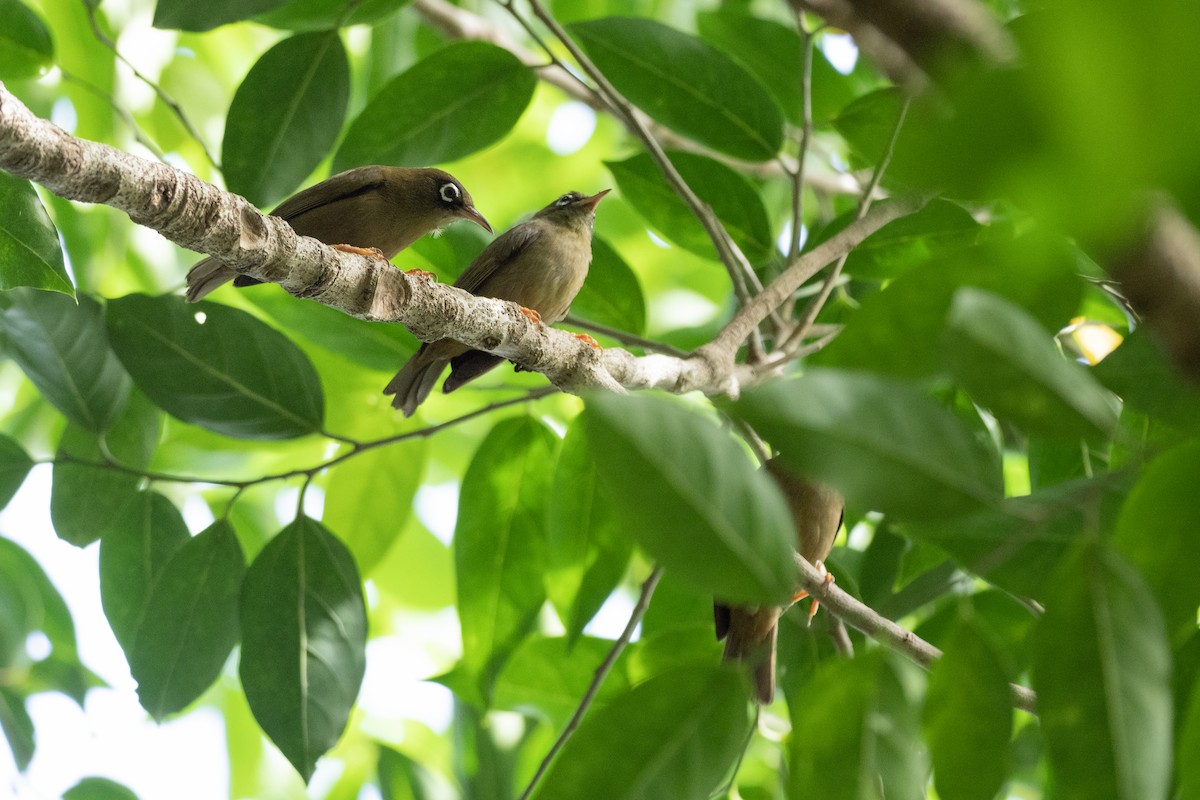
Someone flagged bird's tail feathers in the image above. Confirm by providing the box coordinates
[384,347,448,417]
[719,606,779,704]
[185,259,236,303]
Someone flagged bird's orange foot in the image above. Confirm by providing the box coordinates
[519,306,542,325]
[333,243,388,261]
[791,561,835,626]
[573,333,602,349]
[404,268,438,280]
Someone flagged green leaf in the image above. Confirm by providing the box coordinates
[570,237,646,336]
[131,521,245,719]
[1033,543,1172,800]
[0,536,91,704]
[223,32,349,208]
[323,438,426,575]
[571,17,784,161]
[582,393,797,605]
[0,434,32,510]
[732,370,1003,521]
[943,288,1119,438]
[545,422,632,643]
[814,233,1083,378]
[256,0,409,32]
[1093,328,1200,433]
[789,653,924,800]
[377,745,448,800]
[0,172,70,293]
[834,88,905,170]
[840,198,981,281]
[61,777,140,800]
[0,686,34,771]
[535,665,753,799]
[153,0,287,32]
[493,635,631,726]
[106,294,324,440]
[0,291,130,431]
[244,288,419,373]
[456,417,557,701]
[1181,675,1200,800]
[1113,441,1200,644]
[605,152,774,263]
[923,615,1012,800]
[335,42,535,172]
[0,0,53,79]
[51,391,161,547]
[239,516,367,781]
[99,492,190,655]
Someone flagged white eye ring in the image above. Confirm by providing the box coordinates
[440,183,461,203]
[555,194,575,207]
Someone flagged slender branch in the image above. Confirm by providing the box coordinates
[518,567,664,800]
[49,388,558,488]
[516,0,765,307]
[787,21,817,265]
[84,3,220,170]
[789,96,911,348]
[564,314,690,358]
[794,554,1037,714]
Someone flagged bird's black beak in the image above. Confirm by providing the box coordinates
[580,189,610,212]
[461,205,493,234]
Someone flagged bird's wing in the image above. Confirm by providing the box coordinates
[453,221,542,294]
[269,166,386,221]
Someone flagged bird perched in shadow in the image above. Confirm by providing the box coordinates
[714,458,844,704]
[185,165,491,302]
[384,189,609,417]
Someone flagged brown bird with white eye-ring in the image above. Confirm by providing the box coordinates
[185,166,491,302]
[714,457,844,704]
[385,189,609,417]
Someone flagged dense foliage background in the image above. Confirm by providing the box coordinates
[2,0,1200,798]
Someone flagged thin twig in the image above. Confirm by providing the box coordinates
[518,567,665,800]
[786,20,817,265]
[84,2,220,170]
[514,0,765,307]
[564,314,690,357]
[58,70,164,159]
[48,387,558,489]
[786,96,912,351]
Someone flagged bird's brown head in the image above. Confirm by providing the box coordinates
[534,189,610,231]
[418,168,492,234]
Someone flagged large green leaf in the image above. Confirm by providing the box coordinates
[99,491,190,655]
[61,777,139,800]
[535,665,753,799]
[153,0,287,31]
[50,391,161,547]
[240,516,366,781]
[814,233,1083,378]
[1113,441,1200,644]
[943,288,1119,438]
[456,417,557,701]
[1181,675,1200,800]
[545,421,632,643]
[131,520,245,719]
[0,0,53,79]
[0,434,33,511]
[0,172,69,293]
[334,42,535,172]
[0,290,129,431]
[834,88,906,171]
[923,615,1012,800]
[223,32,349,208]
[1094,328,1200,433]
[571,17,783,161]
[323,438,427,575]
[838,198,981,281]
[570,237,646,336]
[582,393,797,605]
[1033,543,1172,800]
[0,686,33,771]
[789,653,924,800]
[605,152,774,263]
[733,370,1003,521]
[106,294,324,440]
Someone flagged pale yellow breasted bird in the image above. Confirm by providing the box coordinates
[185,166,491,302]
[384,189,609,416]
[714,458,844,704]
